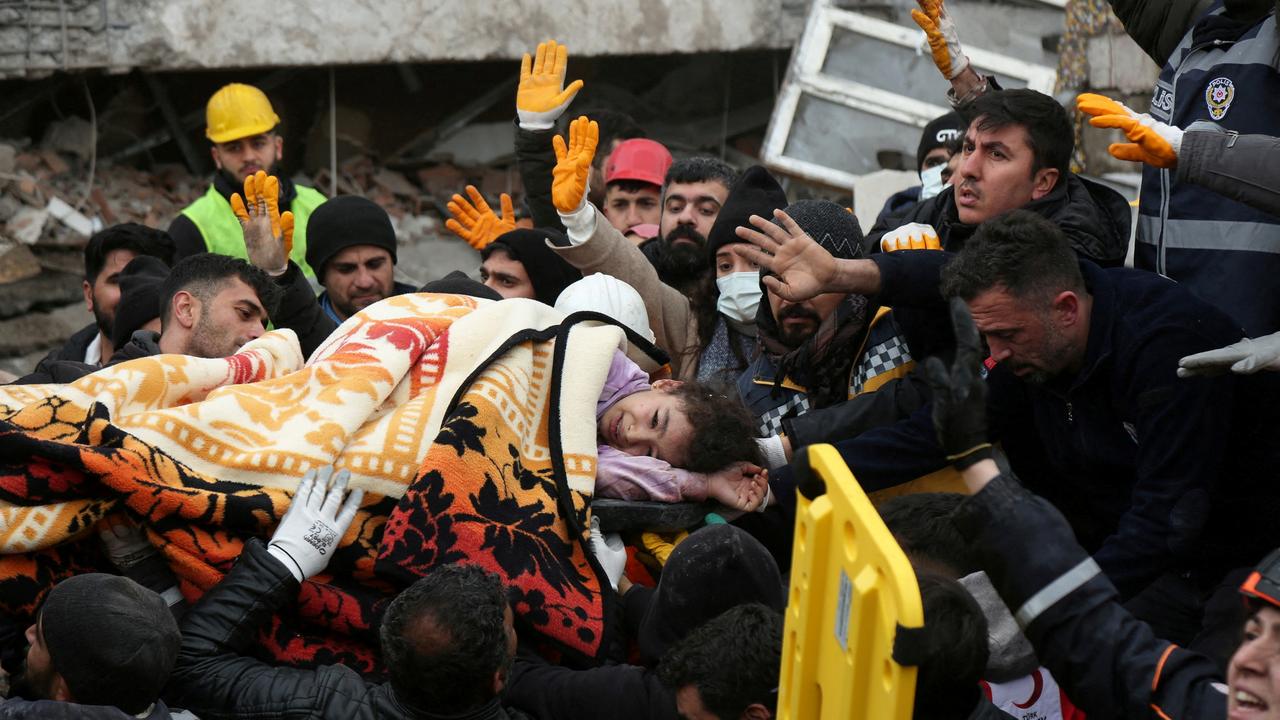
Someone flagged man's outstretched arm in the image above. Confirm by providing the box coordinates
[166,468,364,719]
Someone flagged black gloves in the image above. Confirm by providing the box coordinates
[923,297,992,469]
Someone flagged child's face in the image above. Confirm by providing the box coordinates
[599,379,694,466]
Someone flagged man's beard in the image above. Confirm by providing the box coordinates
[776,304,822,348]
[1010,321,1073,386]
[9,659,58,701]
[92,301,113,337]
[218,160,281,189]
[186,314,241,359]
[657,225,708,286]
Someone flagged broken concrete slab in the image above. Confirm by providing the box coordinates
[7,206,47,245]
[3,0,798,79]
[0,300,92,359]
[0,271,85,319]
[0,242,43,284]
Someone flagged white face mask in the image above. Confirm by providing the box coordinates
[716,271,762,324]
[920,163,947,201]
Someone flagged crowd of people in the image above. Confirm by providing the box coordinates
[3,0,1280,718]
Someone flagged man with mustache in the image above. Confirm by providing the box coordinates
[868,89,1129,270]
[169,83,327,278]
[740,201,919,476]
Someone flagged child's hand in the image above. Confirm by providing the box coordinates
[706,462,768,512]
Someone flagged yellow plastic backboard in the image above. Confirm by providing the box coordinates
[778,444,923,720]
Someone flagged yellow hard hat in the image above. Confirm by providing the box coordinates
[205,83,281,144]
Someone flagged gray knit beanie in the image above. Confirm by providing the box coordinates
[781,200,864,260]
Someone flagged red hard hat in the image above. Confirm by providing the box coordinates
[605,139,673,187]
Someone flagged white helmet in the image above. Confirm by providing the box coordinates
[555,274,655,343]
[555,274,661,371]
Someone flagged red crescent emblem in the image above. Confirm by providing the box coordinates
[1013,669,1045,709]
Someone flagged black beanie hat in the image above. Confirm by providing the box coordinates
[705,165,788,266]
[304,196,398,281]
[916,111,965,174]
[481,229,582,305]
[110,255,170,350]
[782,199,864,260]
[636,524,785,665]
[420,269,502,301]
[40,573,180,713]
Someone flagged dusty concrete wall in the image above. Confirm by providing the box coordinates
[1,0,799,78]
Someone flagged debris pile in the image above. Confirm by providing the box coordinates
[0,118,504,375]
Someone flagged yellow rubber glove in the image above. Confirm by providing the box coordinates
[445,185,517,250]
[1077,93,1183,169]
[911,0,969,80]
[232,170,294,272]
[517,40,585,131]
[552,115,599,214]
[880,222,942,252]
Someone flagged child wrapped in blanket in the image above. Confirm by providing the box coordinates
[595,349,767,510]
[557,275,767,511]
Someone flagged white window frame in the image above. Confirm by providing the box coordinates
[762,0,1060,189]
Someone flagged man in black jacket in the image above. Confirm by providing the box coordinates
[36,223,174,371]
[919,298,1280,719]
[103,252,282,366]
[870,89,1129,269]
[735,208,1280,663]
[166,466,528,720]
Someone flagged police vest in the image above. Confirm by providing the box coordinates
[1136,6,1280,335]
[180,184,327,278]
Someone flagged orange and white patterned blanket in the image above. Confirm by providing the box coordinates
[0,293,623,668]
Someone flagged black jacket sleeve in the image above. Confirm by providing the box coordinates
[166,540,364,719]
[269,262,336,360]
[782,372,931,447]
[1177,126,1280,217]
[1105,0,1213,65]
[514,122,566,233]
[504,649,676,720]
[167,214,208,261]
[954,474,1228,719]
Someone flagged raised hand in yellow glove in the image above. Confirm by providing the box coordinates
[518,40,585,131]
[912,0,970,80]
[880,222,943,252]
[231,170,294,274]
[552,115,599,214]
[445,185,517,250]
[1077,92,1183,169]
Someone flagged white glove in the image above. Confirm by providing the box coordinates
[1178,334,1280,377]
[755,435,789,471]
[98,518,157,570]
[267,466,364,582]
[880,223,942,253]
[589,516,627,592]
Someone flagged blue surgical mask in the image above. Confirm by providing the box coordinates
[920,163,947,200]
[716,272,762,324]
